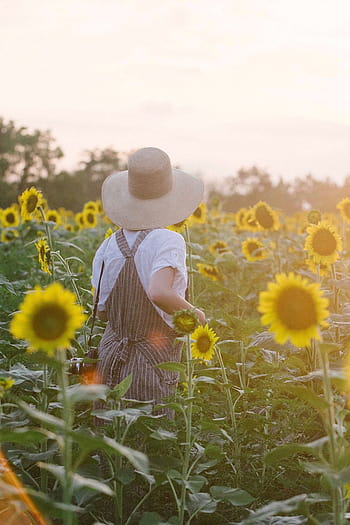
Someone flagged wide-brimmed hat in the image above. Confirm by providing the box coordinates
[102,147,204,229]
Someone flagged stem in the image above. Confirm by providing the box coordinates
[57,350,74,525]
[179,334,194,524]
[40,364,48,493]
[113,401,123,525]
[316,341,344,525]
[215,346,235,430]
[124,484,153,525]
[185,225,195,303]
[331,264,340,344]
[52,251,87,349]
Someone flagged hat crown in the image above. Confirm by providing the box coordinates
[128,147,173,200]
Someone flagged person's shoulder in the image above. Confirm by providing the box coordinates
[148,228,185,246]
[95,233,116,255]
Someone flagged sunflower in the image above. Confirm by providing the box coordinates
[209,240,230,255]
[83,200,98,212]
[243,208,259,231]
[0,377,15,399]
[1,229,19,243]
[1,206,20,227]
[307,209,322,225]
[304,257,331,277]
[96,200,103,214]
[235,208,248,230]
[10,282,86,354]
[337,198,350,223]
[167,219,188,233]
[104,227,114,239]
[83,209,98,228]
[253,201,280,231]
[46,209,62,227]
[173,309,199,335]
[197,263,222,281]
[191,324,219,361]
[304,221,342,264]
[19,187,44,221]
[241,238,267,262]
[75,212,85,229]
[35,237,51,275]
[190,202,207,224]
[258,272,329,347]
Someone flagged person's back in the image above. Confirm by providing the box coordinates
[92,147,205,416]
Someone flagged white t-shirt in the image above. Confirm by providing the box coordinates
[91,228,188,327]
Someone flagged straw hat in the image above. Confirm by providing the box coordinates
[102,147,204,229]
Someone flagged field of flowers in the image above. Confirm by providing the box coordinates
[1,188,350,524]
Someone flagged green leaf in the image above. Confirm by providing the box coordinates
[150,428,177,441]
[18,401,64,429]
[115,466,136,485]
[185,475,207,493]
[186,492,217,515]
[194,375,217,384]
[103,436,149,474]
[0,428,46,444]
[210,486,254,506]
[281,385,329,411]
[240,494,329,524]
[64,384,108,404]
[38,462,113,495]
[265,437,328,465]
[139,512,171,525]
[109,374,133,401]
[0,274,17,294]
[156,362,186,373]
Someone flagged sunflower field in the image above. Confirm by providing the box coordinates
[2,189,350,524]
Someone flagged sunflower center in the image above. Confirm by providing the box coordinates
[312,229,337,256]
[27,195,38,213]
[6,213,15,224]
[32,305,68,341]
[247,242,261,256]
[276,286,317,330]
[196,335,211,353]
[255,206,274,229]
[87,213,94,224]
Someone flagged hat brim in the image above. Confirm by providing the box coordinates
[102,168,204,229]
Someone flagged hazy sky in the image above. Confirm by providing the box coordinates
[2,0,350,184]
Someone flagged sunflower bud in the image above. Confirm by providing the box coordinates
[172,309,199,335]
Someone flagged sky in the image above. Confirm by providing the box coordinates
[2,0,350,185]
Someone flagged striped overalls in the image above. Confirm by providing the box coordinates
[96,229,182,417]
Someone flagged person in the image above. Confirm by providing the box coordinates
[91,147,205,417]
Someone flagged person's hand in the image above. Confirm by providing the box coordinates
[194,308,206,326]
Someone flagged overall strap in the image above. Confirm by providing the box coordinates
[115,229,153,258]
[130,229,152,255]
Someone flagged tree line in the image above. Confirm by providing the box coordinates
[1,116,349,213]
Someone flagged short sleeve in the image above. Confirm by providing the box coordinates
[151,232,187,277]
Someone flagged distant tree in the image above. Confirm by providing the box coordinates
[38,148,127,211]
[218,166,298,213]
[78,148,123,185]
[291,174,345,212]
[0,117,63,193]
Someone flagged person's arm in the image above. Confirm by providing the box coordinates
[149,267,205,325]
